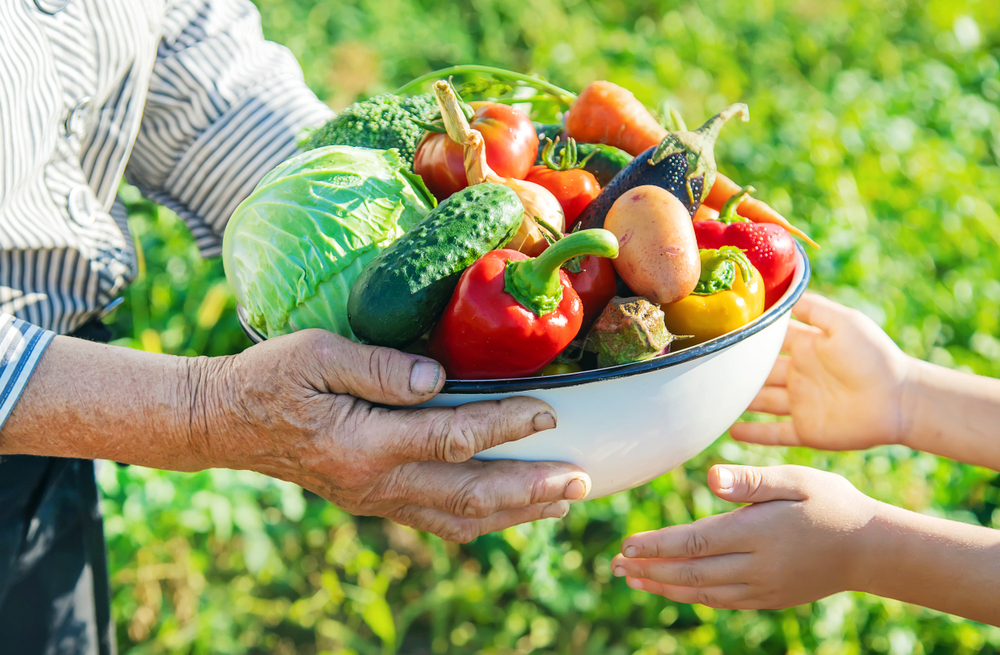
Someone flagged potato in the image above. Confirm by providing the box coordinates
[604,185,700,304]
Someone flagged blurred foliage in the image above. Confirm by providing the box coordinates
[103,0,1000,653]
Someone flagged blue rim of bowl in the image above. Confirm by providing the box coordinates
[237,241,811,394]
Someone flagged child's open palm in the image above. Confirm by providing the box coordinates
[730,293,913,451]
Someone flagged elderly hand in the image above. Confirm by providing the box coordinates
[196,329,590,542]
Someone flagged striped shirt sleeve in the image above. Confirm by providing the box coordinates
[0,313,55,431]
[125,0,334,257]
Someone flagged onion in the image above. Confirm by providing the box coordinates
[434,80,565,255]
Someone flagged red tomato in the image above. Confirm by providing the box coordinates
[524,165,601,228]
[564,254,617,330]
[414,102,538,201]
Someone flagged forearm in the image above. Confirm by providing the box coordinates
[900,359,1000,470]
[859,502,1000,625]
[0,336,222,471]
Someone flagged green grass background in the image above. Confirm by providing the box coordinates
[103,0,1000,652]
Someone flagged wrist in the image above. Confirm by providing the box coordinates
[895,355,926,451]
[845,500,895,594]
[182,354,245,470]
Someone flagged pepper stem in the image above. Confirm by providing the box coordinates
[691,246,755,296]
[719,185,755,224]
[505,229,619,316]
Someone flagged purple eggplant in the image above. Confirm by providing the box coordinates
[575,103,749,231]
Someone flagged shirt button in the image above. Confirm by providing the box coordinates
[31,0,70,13]
[62,97,92,137]
[68,186,97,227]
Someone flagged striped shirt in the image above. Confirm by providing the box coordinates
[0,0,334,428]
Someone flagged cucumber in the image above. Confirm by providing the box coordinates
[348,183,523,347]
[533,121,564,142]
[578,143,634,187]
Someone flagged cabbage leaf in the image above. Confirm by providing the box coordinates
[223,146,434,340]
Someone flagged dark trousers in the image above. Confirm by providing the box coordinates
[0,456,115,654]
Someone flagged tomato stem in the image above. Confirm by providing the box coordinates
[540,137,592,171]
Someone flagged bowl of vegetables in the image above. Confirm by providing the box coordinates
[225,66,816,499]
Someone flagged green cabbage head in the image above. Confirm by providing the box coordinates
[223,146,434,340]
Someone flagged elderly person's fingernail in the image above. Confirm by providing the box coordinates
[409,361,440,395]
[542,501,569,519]
[564,477,588,500]
[532,412,556,431]
[623,545,638,558]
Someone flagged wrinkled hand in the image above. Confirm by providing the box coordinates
[729,293,913,451]
[196,329,590,542]
[611,465,879,610]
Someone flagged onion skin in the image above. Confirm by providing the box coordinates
[604,185,700,304]
[502,177,565,256]
[434,80,566,256]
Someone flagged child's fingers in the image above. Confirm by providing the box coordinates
[791,293,847,332]
[709,465,811,504]
[781,320,821,354]
[729,419,799,446]
[611,552,751,588]
[626,578,752,610]
[619,513,750,560]
[745,386,790,415]
[763,356,789,386]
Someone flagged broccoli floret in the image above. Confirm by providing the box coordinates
[302,93,438,167]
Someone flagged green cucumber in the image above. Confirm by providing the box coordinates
[348,183,523,347]
[579,143,634,186]
[533,121,564,142]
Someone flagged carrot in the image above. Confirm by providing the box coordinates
[705,172,820,248]
[692,204,720,223]
[565,81,668,157]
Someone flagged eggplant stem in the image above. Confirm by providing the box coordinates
[696,103,750,143]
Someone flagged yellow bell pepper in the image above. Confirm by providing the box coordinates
[661,246,765,347]
[537,361,583,376]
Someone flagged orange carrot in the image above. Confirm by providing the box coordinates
[705,173,819,248]
[692,204,720,223]
[565,81,668,157]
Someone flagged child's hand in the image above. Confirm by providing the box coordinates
[729,293,913,451]
[610,465,879,610]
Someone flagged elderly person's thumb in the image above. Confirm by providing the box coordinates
[708,465,811,504]
[286,330,445,405]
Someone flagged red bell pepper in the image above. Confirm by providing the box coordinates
[563,254,617,331]
[427,229,620,379]
[694,186,796,309]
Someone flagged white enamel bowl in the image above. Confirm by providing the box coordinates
[239,243,810,500]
